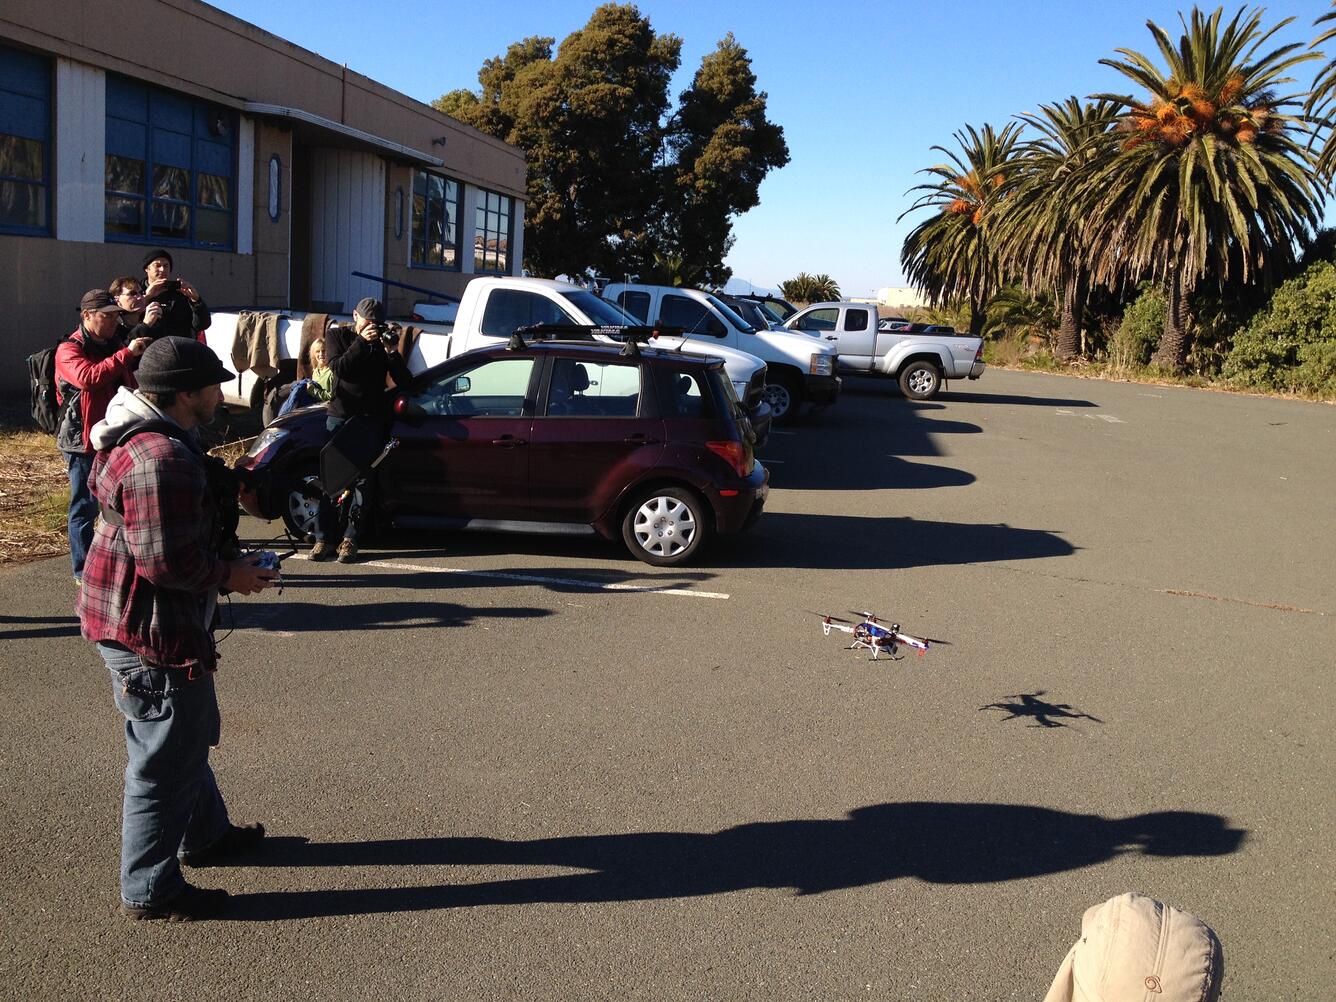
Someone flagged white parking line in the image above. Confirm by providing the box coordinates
[297,556,730,600]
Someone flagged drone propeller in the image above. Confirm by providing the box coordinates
[921,637,952,646]
[849,610,879,621]
[806,610,854,624]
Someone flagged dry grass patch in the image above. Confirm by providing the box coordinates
[0,427,68,568]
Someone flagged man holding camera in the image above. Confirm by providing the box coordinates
[140,249,210,341]
[311,297,411,563]
[78,337,277,921]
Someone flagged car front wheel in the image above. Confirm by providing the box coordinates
[621,486,707,566]
[898,360,943,400]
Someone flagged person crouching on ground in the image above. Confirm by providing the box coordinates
[55,289,152,585]
[310,297,410,563]
[78,337,277,921]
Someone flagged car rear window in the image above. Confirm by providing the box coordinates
[652,366,715,420]
[545,357,642,417]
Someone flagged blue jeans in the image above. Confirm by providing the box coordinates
[66,451,95,579]
[97,642,230,907]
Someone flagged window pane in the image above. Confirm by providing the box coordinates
[105,194,144,236]
[197,172,229,209]
[480,289,572,337]
[152,163,189,201]
[0,179,44,228]
[150,200,189,240]
[0,135,43,180]
[105,155,144,195]
[195,207,230,245]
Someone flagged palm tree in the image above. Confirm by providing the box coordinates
[900,122,1024,338]
[997,98,1119,359]
[1305,3,1336,181]
[1087,6,1323,372]
[779,272,841,304]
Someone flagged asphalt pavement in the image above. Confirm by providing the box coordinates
[1,368,1333,1001]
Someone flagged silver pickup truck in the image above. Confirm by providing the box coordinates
[782,301,985,400]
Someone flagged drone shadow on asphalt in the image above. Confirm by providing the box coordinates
[979,691,1104,729]
[218,802,1244,921]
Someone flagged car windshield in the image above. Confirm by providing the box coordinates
[561,290,638,326]
[755,300,790,324]
[704,294,757,333]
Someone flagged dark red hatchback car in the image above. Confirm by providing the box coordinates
[236,340,769,565]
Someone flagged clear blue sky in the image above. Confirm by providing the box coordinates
[211,0,1329,296]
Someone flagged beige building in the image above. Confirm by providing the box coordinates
[1,0,527,395]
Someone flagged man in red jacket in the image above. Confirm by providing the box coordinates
[55,289,151,584]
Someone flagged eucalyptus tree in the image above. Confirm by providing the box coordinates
[1088,6,1323,372]
[1305,3,1336,182]
[900,122,1025,338]
[997,98,1118,359]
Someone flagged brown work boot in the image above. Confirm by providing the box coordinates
[336,539,358,563]
[122,883,229,922]
[310,539,335,561]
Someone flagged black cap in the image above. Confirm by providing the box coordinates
[142,248,173,271]
[136,337,232,393]
[79,288,123,314]
[354,297,384,323]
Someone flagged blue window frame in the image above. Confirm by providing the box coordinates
[474,188,512,274]
[0,44,52,235]
[104,74,235,249]
[411,168,460,270]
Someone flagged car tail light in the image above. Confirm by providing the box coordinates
[707,440,752,477]
[975,344,984,360]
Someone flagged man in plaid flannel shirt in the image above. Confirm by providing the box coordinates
[78,337,277,922]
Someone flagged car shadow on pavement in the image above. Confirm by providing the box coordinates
[766,453,976,491]
[832,382,1099,409]
[271,563,722,594]
[0,614,82,641]
[219,802,1244,920]
[720,514,1075,570]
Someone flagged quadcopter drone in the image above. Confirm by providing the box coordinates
[812,610,948,660]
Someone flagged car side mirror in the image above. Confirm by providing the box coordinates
[392,395,428,424]
[451,376,471,395]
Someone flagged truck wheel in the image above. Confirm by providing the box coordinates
[621,486,707,566]
[898,361,942,400]
[762,373,801,425]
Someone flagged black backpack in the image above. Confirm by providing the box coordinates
[26,336,71,434]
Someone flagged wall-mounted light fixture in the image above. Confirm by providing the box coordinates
[430,136,448,147]
[267,154,281,221]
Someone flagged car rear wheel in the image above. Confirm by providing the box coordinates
[281,467,325,540]
[762,373,801,425]
[621,486,707,566]
[898,360,942,400]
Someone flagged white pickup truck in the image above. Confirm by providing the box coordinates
[782,301,985,400]
[603,283,840,425]
[206,276,773,439]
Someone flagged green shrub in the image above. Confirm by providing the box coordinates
[1223,261,1336,397]
[1111,285,1165,368]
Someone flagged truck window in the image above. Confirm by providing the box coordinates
[480,289,572,337]
[845,309,869,332]
[796,308,838,332]
[616,291,651,322]
[659,295,726,337]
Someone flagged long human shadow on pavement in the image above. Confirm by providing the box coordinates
[722,513,1075,571]
[220,802,1244,921]
[226,600,551,633]
[0,614,82,641]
